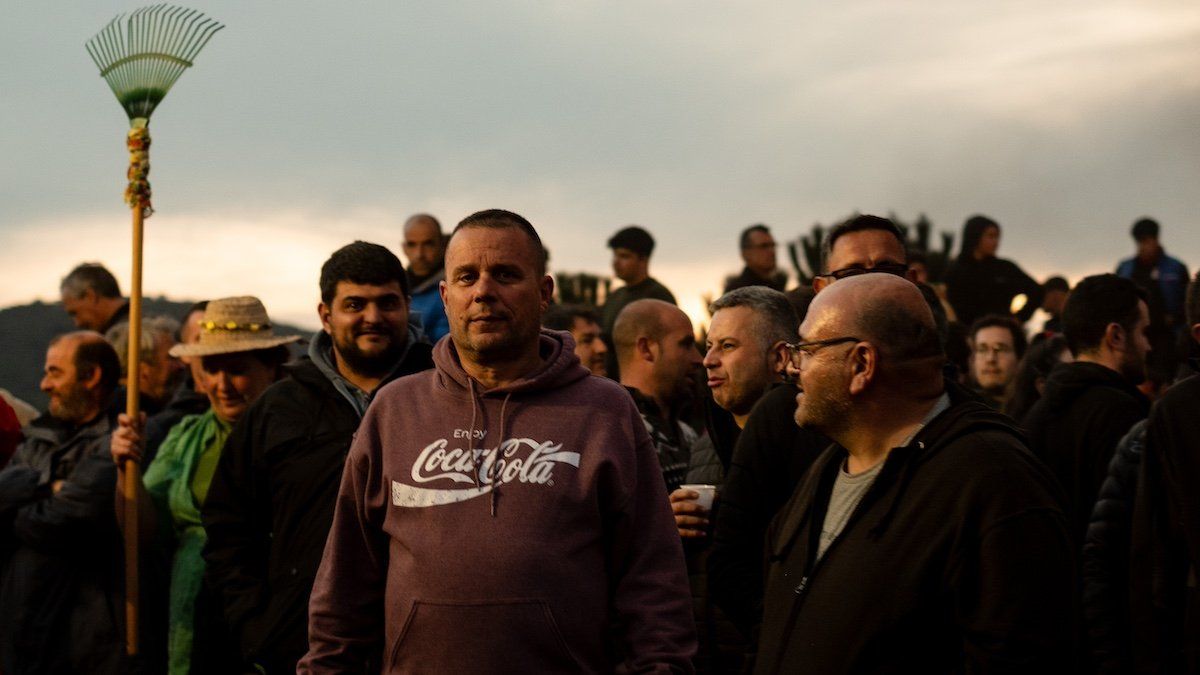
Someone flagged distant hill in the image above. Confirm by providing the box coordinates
[0,298,309,413]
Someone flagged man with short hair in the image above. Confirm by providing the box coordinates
[542,303,608,377]
[1117,217,1190,333]
[401,213,450,342]
[756,274,1072,672]
[60,262,130,333]
[1025,273,1152,547]
[968,315,1027,410]
[709,214,905,638]
[0,332,125,673]
[141,301,212,462]
[203,241,434,674]
[724,224,787,293]
[302,210,695,673]
[601,226,676,376]
[105,316,183,416]
[614,299,703,493]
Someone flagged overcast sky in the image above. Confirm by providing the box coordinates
[2,0,1198,330]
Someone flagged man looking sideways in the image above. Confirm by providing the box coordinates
[202,241,434,674]
[756,274,1072,673]
[542,303,609,377]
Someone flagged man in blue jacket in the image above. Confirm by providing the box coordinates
[402,213,450,342]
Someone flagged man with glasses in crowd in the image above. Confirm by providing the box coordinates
[724,224,788,293]
[754,273,1072,673]
[709,214,914,640]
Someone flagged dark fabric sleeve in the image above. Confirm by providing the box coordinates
[943,262,975,327]
[298,421,389,673]
[957,507,1075,672]
[12,445,116,552]
[607,407,697,674]
[201,409,271,660]
[1008,261,1044,324]
[1082,421,1145,674]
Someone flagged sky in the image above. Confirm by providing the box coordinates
[2,0,1198,331]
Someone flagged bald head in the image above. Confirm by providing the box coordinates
[613,299,685,364]
[402,213,444,277]
[805,274,942,366]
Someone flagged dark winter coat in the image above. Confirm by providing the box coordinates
[724,267,788,294]
[944,255,1043,326]
[1131,369,1200,673]
[707,384,829,640]
[1082,419,1146,674]
[0,410,125,674]
[201,338,433,675]
[1023,361,1150,548]
[755,393,1073,674]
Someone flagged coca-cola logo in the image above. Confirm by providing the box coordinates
[392,437,580,508]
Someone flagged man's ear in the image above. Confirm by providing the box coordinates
[539,274,554,311]
[1104,322,1125,353]
[636,336,656,363]
[317,302,333,335]
[812,276,830,294]
[847,343,876,396]
[79,363,103,393]
[1190,323,1200,346]
[769,340,790,377]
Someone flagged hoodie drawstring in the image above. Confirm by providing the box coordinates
[468,379,481,493]
[490,392,513,517]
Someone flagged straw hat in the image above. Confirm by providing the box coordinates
[169,296,300,358]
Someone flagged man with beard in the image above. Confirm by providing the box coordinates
[614,299,703,493]
[202,241,434,674]
[755,274,1072,673]
[542,303,609,377]
[301,210,694,672]
[1025,273,1152,548]
[0,332,125,673]
[402,213,451,342]
[967,315,1026,409]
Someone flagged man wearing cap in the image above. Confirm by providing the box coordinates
[202,242,434,675]
[601,225,677,378]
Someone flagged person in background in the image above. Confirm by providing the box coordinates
[1130,271,1200,673]
[542,303,608,377]
[60,262,130,333]
[967,315,1026,410]
[943,214,1043,327]
[614,299,703,494]
[301,210,695,673]
[601,225,677,378]
[756,273,1072,673]
[402,213,450,342]
[724,224,787,293]
[1117,217,1190,384]
[141,301,212,463]
[1041,276,1070,335]
[105,316,183,419]
[0,389,38,429]
[1003,333,1072,426]
[0,332,124,673]
[111,296,296,674]
[203,242,434,674]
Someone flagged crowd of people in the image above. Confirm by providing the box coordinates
[0,208,1196,674]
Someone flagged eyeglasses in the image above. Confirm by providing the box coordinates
[816,262,909,282]
[973,344,1014,357]
[785,336,861,368]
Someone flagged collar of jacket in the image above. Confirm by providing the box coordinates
[769,378,1022,564]
[304,327,423,416]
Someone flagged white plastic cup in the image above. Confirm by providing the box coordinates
[680,484,716,512]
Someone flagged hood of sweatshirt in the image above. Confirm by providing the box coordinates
[1036,361,1146,416]
[307,324,423,417]
[431,328,590,398]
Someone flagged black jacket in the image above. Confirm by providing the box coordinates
[755,392,1073,674]
[1131,369,1200,673]
[1023,361,1150,548]
[724,267,788,294]
[0,410,125,674]
[1082,419,1146,674]
[944,255,1043,326]
[707,384,828,639]
[201,340,433,674]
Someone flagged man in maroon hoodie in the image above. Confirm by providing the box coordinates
[301,209,696,673]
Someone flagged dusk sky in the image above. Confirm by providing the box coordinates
[2,0,1198,330]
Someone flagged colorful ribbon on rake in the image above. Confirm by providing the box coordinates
[125,121,152,218]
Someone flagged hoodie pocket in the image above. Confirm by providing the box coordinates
[388,598,582,673]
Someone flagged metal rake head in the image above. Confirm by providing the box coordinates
[85,4,223,121]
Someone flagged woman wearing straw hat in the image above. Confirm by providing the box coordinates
[111,296,298,674]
